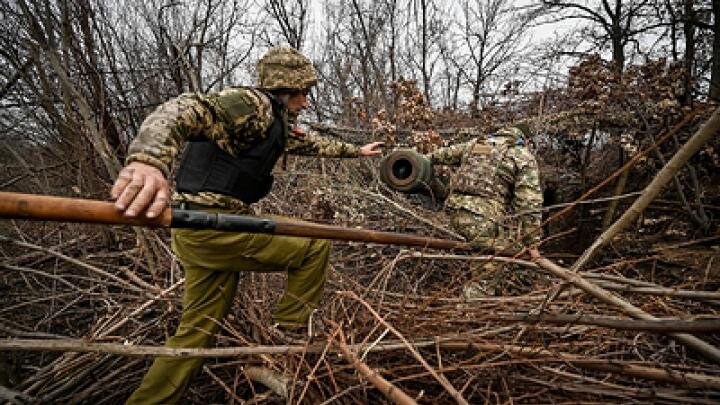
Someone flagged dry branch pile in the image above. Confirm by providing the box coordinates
[2,60,720,403]
[2,135,720,404]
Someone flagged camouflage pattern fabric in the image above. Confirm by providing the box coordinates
[126,87,360,210]
[257,46,318,91]
[450,210,502,249]
[286,130,360,157]
[428,127,542,247]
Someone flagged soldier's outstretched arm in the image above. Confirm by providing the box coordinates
[426,139,475,166]
[286,126,384,158]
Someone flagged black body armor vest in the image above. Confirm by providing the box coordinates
[175,94,287,204]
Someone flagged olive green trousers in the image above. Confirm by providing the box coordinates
[126,215,330,404]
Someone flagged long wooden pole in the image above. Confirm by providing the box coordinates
[0,191,471,251]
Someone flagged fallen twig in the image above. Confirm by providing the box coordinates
[479,312,720,333]
[338,290,470,405]
[534,255,720,363]
[334,328,418,405]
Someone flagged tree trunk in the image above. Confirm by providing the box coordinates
[610,0,624,74]
[711,0,720,100]
[601,145,628,229]
[421,0,431,107]
[683,0,696,106]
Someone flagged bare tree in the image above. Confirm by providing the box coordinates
[437,37,462,110]
[264,0,308,49]
[455,0,534,115]
[350,0,387,120]
[403,0,446,108]
[713,0,720,100]
[691,0,720,100]
[540,1,665,230]
[383,0,399,85]
[0,0,260,272]
[313,0,398,125]
[681,0,697,106]
[541,0,663,74]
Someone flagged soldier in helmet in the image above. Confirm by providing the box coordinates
[112,46,383,404]
[425,125,543,296]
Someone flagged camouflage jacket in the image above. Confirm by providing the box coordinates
[126,87,361,211]
[427,127,543,244]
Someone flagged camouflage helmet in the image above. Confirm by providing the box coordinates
[513,123,534,138]
[497,124,533,141]
[257,46,318,91]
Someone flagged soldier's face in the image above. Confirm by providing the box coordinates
[286,90,309,115]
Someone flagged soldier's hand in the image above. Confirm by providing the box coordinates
[359,141,385,156]
[111,162,170,219]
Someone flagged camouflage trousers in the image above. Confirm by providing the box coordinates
[450,209,532,297]
[126,209,330,404]
[450,209,504,250]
